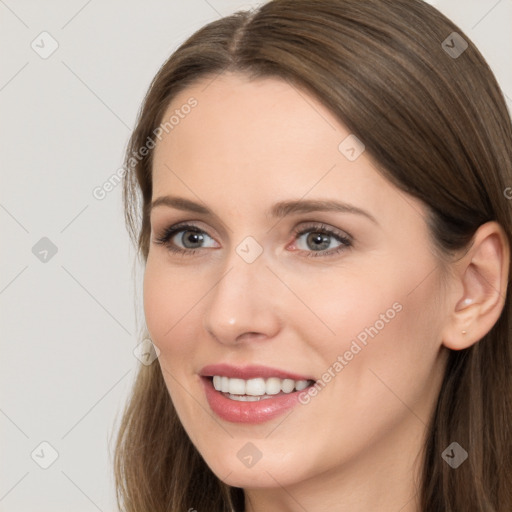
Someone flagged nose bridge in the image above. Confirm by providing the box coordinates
[202,242,281,343]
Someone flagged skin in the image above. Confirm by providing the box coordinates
[144,72,509,512]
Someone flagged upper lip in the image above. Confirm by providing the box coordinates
[200,363,315,381]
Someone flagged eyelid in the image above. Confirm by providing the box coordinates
[292,221,353,240]
[154,221,349,243]
[153,219,219,241]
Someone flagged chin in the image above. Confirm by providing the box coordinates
[199,447,309,489]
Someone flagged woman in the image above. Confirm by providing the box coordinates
[114,0,512,510]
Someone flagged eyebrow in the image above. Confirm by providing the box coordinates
[150,195,378,224]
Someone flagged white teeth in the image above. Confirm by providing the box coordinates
[265,377,282,395]
[211,376,312,395]
[225,394,270,402]
[245,378,266,395]
[228,378,246,395]
[281,379,295,393]
[295,380,309,391]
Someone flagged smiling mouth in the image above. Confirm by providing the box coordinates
[201,375,317,423]
[208,375,316,401]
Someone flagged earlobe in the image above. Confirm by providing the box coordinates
[441,221,510,351]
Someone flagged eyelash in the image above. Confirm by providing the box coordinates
[153,222,353,258]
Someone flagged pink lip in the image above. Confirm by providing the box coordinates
[200,376,313,424]
[199,363,314,381]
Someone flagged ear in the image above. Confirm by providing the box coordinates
[441,221,510,350]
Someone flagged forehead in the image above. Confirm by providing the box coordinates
[154,72,345,167]
[150,72,425,229]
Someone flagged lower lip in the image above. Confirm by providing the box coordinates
[201,377,310,424]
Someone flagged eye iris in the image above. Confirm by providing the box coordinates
[181,231,204,248]
[307,232,330,251]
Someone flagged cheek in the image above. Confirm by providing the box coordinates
[276,262,401,349]
[143,257,205,352]
[142,260,204,414]
[143,261,171,343]
[288,254,444,393]
[326,267,445,418]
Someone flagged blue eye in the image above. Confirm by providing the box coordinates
[153,222,352,258]
[291,224,352,257]
[154,224,217,255]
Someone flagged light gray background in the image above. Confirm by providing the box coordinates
[1,1,510,510]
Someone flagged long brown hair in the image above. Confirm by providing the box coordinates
[114,1,512,510]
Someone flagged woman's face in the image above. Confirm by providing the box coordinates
[145,72,450,491]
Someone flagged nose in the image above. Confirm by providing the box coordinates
[202,252,282,345]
